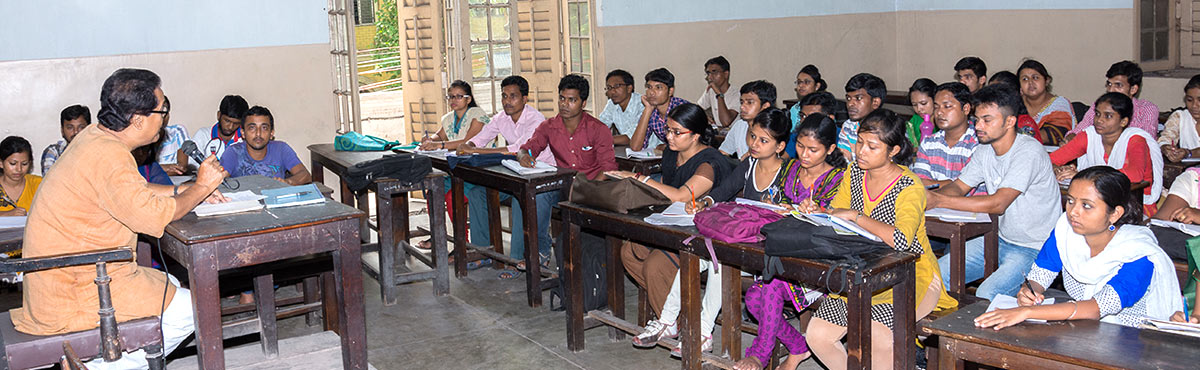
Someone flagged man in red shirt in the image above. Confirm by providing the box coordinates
[518,74,617,179]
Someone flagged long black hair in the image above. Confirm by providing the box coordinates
[1072,166,1142,226]
[794,113,846,167]
[668,103,717,146]
[449,80,479,109]
[858,109,916,166]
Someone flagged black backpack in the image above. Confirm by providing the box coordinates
[759,217,887,293]
[342,153,432,194]
[549,229,608,312]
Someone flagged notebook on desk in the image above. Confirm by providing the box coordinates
[262,183,326,209]
[501,159,556,175]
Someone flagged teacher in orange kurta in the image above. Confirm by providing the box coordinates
[12,68,229,370]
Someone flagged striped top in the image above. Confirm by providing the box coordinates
[836,119,860,154]
[912,126,980,183]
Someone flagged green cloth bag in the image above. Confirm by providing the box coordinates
[1185,235,1200,316]
[334,131,400,151]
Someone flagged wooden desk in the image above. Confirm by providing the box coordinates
[307,144,451,304]
[1164,161,1197,189]
[925,216,998,297]
[0,227,22,256]
[559,202,919,370]
[614,145,662,175]
[921,301,1200,370]
[440,155,576,308]
[160,176,367,370]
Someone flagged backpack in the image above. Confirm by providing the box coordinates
[550,229,607,312]
[693,202,784,244]
[342,153,432,194]
[759,216,887,293]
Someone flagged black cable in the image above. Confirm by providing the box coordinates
[157,241,170,359]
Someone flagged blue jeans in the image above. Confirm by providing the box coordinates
[466,183,559,259]
[937,236,1040,300]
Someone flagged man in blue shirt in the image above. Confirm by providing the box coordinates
[219,106,311,185]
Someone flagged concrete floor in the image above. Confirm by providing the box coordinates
[0,198,830,370]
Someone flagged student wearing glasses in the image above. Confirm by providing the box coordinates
[597,69,650,147]
[419,80,491,151]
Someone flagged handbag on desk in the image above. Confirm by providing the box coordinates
[760,216,887,292]
[335,131,400,151]
[568,174,670,214]
[342,153,432,193]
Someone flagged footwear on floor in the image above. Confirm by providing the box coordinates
[632,319,678,348]
[498,268,521,279]
[669,334,712,358]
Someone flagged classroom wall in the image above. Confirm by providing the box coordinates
[593,0,1178,112]
[0,1,335,176]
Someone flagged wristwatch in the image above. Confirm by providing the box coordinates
[715,93,724,99]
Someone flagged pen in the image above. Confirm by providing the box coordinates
[1023,279,1040,303]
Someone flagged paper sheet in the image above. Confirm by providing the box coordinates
[0,216,26,229]
[645,202,694,226]
[735,198,786,211]
[193,191,266,217]
[501,159,556,175]
[1150,219,1200,236]
[926,208,990,223]
[625,148,661,159]
[986,294,1055,323]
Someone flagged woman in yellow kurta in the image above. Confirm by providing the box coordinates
[0,136,43,217]
[808,110,957,370]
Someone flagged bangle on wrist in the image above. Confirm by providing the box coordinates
[1067,300,1079,320]
[173,185,180,196]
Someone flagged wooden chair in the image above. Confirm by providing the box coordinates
[0,248,166,370]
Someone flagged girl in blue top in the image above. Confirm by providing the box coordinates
[976,166,1183,329]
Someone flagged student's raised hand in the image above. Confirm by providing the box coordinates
[1017,284,1045,306]
[204,189,230,204]
[974,307,1031,330]
[195,155,228,190]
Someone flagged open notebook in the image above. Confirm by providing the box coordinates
[501,159,556,175]
[926,208,990,223]
[193,191,266,217]
[1150,219,1200,236]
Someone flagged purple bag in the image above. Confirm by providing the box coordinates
[693,202,784,243]
[687,202,784,267]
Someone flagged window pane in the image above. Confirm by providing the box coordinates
[490,0,509,4]
[578,4,590,37]
[1155,0,1169,28]
[468,0,487,5]
[568,3,580,37]
[490,7,511,41]
[581,38,592,72]
[1141,32,1155,61]
[494,43,513,77]
[1141,0,1154,28]
[1156,30,1169,60]
[473,80,496,115]
[471,44,491,78]
[570,39,582,72]
[469,7,489,41]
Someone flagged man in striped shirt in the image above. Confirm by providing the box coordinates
[913,82,981,190]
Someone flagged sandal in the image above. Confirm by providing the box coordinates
[467,258,492,270]
[514,252,553,272]
[498,269,522,279]
[416,238,433,250]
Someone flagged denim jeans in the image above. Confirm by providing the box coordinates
[937,236,1040,300]
[466,182,559,259]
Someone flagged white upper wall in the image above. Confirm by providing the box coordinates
[0,0,330,61]
[596,0,1131,27]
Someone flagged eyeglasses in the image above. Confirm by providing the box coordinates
[149,108,169,117]
[447,94,471,100]
[604,84,629,91]
[666,128,693,137]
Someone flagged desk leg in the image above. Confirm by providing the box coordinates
[188,248,224,370]
[254,274,279,358]
[356,191,370,244]
[398,190,410,256]
[984,221,999,278]
[519,189,542,307]
[452,177,468,277]
[846,272,872,370]
[564,218,585,352]
[721,264,742,360]
[487,188,503,270]
[938,338,966,370]
[949,230,966,297]
[377,189,399,306]
[310,154,325,186]
[606,236,626,341]
[679,251,701,370]
[892,262,916,370]
[335,227,368,370]
[428,177,450,296]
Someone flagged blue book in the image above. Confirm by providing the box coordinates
[261,183,325,209]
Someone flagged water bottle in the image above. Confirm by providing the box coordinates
[919,114,935,139]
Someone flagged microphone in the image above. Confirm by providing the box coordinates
[180,140,208,165]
